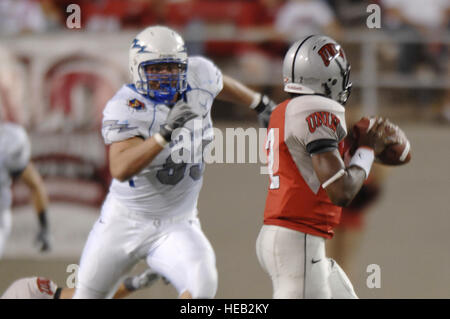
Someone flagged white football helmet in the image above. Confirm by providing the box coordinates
[129,26,188,105]
[283,35,352,104]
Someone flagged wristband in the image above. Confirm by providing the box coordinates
[153,132,169,147]
[349,147,375,179]
[249,93,262,110]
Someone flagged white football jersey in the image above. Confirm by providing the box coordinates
[1,277,58,299]
[102,56,223,217]
[0,123,31,212]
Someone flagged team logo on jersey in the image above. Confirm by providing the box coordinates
[306,111,340,133]
[128,98,145,111]
[318,43,345,67]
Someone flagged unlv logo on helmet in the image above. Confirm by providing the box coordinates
[318,43,345,67]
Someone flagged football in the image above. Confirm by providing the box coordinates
[352,117,411,165]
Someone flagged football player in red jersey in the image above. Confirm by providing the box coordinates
[256,35,395,298]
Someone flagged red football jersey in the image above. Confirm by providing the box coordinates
[263,95,347,239]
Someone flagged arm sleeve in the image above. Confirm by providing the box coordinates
[306,139,339,155]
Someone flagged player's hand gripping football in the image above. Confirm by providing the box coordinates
[254,95,277,128]
[159,100,199,142]
[358,117,401,156]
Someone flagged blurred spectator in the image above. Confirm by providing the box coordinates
[382,0,450,118]
[121,0,169,28]
[229,0,286,91]
[40,0,64,30]
[382,0,449,75]
[58,0,170,32]
[274,0,343,41]
[0,0,48,35]
[438,62,450,124]
[326,0,380,27]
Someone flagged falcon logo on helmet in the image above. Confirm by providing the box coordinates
[129,26,188,105]
[131,39,150,53]
[282,35,352,105]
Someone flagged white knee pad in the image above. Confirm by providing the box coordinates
[328,258,358,299]
[187,258,218,299]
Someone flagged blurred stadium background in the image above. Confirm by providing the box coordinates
[0,0,449,298]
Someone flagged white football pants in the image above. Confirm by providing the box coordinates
[73,195,217,299]
[256,224,357,299]
[0,209,12,258]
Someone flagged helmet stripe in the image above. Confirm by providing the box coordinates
[291,35,315,84]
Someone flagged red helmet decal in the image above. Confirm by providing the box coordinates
[318,43,345,67]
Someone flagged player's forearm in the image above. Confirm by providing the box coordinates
[218,75,276,127]
[110,137,164,182]
[323,147,375,207]
[326,166,366,207]
[218,75,260,107]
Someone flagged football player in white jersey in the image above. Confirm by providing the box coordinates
[73,25,276,299]
[0,122,51,257]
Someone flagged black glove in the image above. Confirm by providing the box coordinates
[253,94,277,128]
[159,100,199,142]
[36,211,51,252]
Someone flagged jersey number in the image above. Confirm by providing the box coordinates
[266,128,279,189]
[156,155,202,185]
